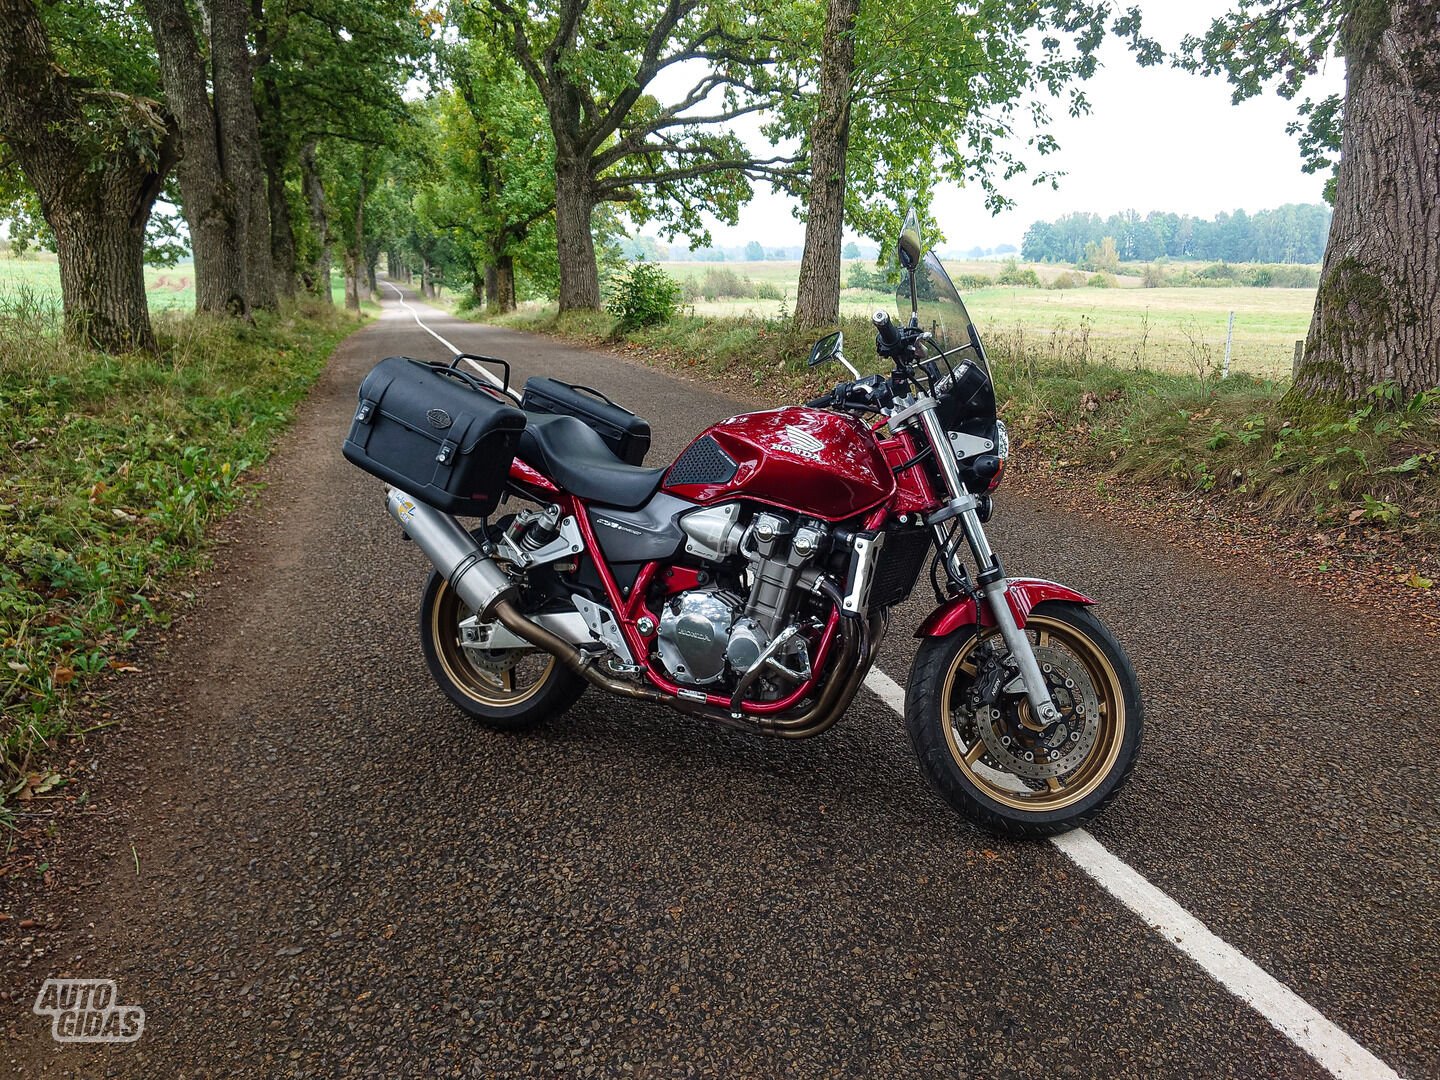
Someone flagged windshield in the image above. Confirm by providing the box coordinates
[898,251,986,375]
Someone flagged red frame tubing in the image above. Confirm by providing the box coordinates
[567,503,845,715]
[915,578,1094,638]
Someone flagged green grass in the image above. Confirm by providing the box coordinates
[657,259,1316,377]
[1,296,361,790]
[473,303,1439,557]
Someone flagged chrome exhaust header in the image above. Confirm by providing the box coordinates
[385,488,517,619]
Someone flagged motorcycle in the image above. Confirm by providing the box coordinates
[346,212,1142,836]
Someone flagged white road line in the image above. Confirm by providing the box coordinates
[391,284,1401,1080]
[379,280,516,399]
[863,666,909,717]
[862,672,1401,1080]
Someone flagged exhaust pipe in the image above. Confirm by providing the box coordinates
[385,488,878,740]
[385,488,517,619]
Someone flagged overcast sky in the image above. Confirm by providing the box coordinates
[671,1,1345,251]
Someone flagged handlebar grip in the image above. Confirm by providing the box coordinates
[872,309,901,348]
[805,380,851,409]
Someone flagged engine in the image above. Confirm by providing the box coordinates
[655,510,830,694]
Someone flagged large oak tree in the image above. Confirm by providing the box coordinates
[1186,0,1440,401]
[782,0,1151,327]
[467,0,794,311]
[0,0,175,351]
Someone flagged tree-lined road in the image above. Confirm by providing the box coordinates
[3,291,1434,1077]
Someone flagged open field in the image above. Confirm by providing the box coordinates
[660,259,1315,377]
[0,252,201,311]
[0,252,343,311]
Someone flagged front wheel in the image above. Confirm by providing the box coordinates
[905,600,1142,837]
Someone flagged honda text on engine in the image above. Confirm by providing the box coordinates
[344,212,1143,836]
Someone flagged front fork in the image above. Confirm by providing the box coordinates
[917,405,1062,726]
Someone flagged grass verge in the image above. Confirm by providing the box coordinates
[1,297,361,795]
[471,302,1440,575]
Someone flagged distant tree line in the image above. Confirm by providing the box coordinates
[1021,204,1333,266]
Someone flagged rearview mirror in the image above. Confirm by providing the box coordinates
[897,209,923,271]
[807,330,844,368]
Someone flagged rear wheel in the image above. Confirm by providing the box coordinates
[905,601,1142,837]
[419,571,586,731]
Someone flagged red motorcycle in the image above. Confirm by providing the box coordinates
[345,214,1142,836]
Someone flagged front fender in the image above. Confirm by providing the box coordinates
[915,578,1094,638]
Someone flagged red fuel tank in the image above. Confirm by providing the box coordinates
[663,406,896,521]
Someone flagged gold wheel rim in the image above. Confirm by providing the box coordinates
[430,579,555,708]
[940,614,1125,812]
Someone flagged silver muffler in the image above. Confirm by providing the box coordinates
[385,488,517,618]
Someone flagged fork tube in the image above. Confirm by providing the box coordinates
[916,401,1061,725]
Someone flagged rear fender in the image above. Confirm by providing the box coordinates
[915,578,1094,638]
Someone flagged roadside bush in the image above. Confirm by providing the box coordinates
[954,272,994,290]
[606,261,681,330]
[701,267,747,298]
[1197,262,1238,283]
[997,258,1041,288]
[847,263,896,292]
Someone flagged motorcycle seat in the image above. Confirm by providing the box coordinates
[517,413,667,509]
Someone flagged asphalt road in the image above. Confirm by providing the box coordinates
[2,289,1435,1078]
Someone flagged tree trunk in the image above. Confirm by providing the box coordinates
[794,0,859,329]
[253,12,296,299]
[1295,1,1440,401]
[50,188,157,352]
[472,271,486,309]
[143,0,247,316]
[484,263,499,311]
[421,258,433,298]
[492,254,516,313]
[209,0,276,311]
[555,156,601,310]
[0,0,170,351]
[263,145,297,300]
[301,139,332,304]
[344,253,361,311]
[345,180,364,312]
[366,253,379,299]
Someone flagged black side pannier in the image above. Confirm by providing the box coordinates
[343,356,525,517]
[520,377,651,465]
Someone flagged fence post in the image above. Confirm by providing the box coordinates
[1222,310,1235,378]
[1292,339,1305,380]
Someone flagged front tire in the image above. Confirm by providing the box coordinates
[419,571,586,731]
[905,600,1142,837]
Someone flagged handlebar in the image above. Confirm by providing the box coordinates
[805,375,891,413]
[872,309,901,349]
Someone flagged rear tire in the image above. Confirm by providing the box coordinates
[905,601,1142,837]
[419,570,586,731]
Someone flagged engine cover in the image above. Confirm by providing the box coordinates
[656,591,735,685]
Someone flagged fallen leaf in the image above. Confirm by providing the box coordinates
[1401,571,1434,590]
[52,667,75,687]
[34,773,63,795]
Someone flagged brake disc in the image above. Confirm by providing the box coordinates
[971,644,1101,780]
